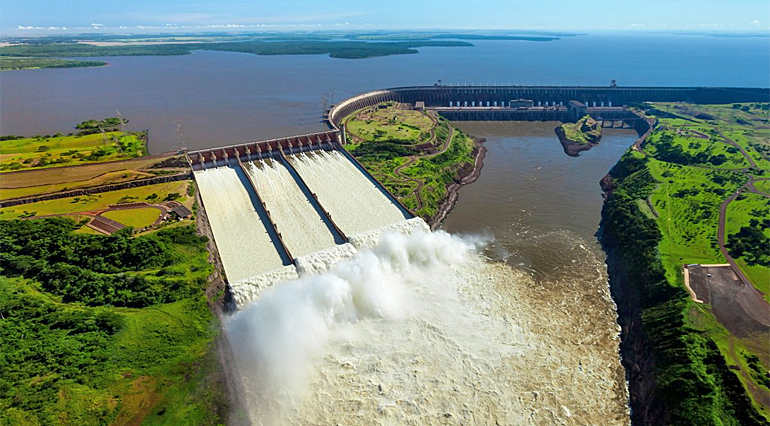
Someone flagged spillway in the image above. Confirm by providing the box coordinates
[244,158,337,258]
[194,165,287,282]
[287,150,409,236]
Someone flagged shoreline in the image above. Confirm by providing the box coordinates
[429,136,486,230]
[554,124,601,157]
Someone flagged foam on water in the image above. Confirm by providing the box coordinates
[348,217,430,249]
[245,158,337,257]
[194,165,285,281]
[287,150,409,236]
[294,243,358,276]
[224,226,629,426]
[230,265,300,308]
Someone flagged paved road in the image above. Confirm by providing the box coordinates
[631,112,766,298]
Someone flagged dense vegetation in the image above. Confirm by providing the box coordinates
[76,117,128,130]
[602,102,770,425]
[557,114,602,144]
[0,218,209,307]
[0,40,473,60]
[727,222,770,267]
[344,104,477,220]
[0,57,107,71]
[0,31,575,66]
[602,153,767,426]
[0,127,146,172]
[0,219,225,425]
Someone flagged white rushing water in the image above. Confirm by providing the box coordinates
[245,158,337,258]
[225,224,629,426]
[287,150,408,236]
[194,165,286,282]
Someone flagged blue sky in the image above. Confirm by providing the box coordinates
[3,0,769,34]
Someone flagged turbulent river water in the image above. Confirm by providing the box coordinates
[217,123,637,425]
[4,33,766,425]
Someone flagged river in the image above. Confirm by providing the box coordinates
[2,32,767,425]
[1,34,767,152]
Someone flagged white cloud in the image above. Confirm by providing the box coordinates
[750,20,760,26]
[91,23,104,27]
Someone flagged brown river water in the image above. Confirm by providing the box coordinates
[223,121,638,425]
[4,34,760,423]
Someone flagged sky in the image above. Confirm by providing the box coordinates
[2,0,770,34]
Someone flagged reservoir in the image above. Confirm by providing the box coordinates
[2,32,768,424]
[1,34,768,152]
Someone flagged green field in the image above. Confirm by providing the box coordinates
[0,180,192,220]
[102,207,162,229]
[0,221,226,425]
[602,102,770,424]
[724,192,770,296]
[344,103,477,221]
[346,107,435,142]
[0,131,146,172]
[0,57,107,71]
[645,129,751,169]
[754,179,770,194]
[0,169,155,200]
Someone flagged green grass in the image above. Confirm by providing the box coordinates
[602,103,770,423]
[0,277,225,426]
[0,155,179,189]
[0,57,107,71]
[347,105,435,143]
[754,179,770,194]
[0,131,146,172]
[102,207,162,229]
[645,127,751,169]
[603,153,769,424]
[0,170,155,200]
[647,161,743,282]
[724,192,770,299]
[0,180,191,220]
[0,220,226,425]
[343,104,476,222]
[557,114,601,144]
[719,128,770,171]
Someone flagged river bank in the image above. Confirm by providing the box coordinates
[555,115,602,157]
[599,137,769,425]
[430,137,486,229]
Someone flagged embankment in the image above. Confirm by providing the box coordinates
[555,115,602,157]
[600,153,766,426]
[0,172,191,208]
[430,137,486,229]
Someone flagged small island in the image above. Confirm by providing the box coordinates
[555,114,602,156]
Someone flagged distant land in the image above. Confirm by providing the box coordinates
[0,31,578,69]
[0,57,107,71]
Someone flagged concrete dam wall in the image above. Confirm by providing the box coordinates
[327,85,770,127]
[191,84,768,304]
[191,137,413,306]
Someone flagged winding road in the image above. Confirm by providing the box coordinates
[344,106,455,211]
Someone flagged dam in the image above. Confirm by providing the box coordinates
[188,84,768,425]
[326,83,769,126]
[190,131,412,306]
[191,83,768,304]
